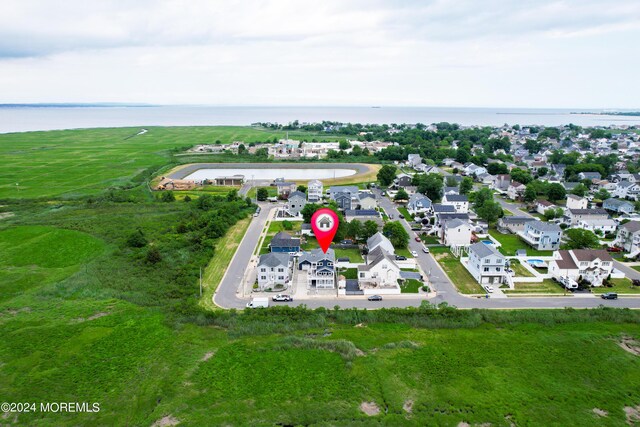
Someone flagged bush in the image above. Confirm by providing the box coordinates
[145,247,162,264]
[161,191,176,202]
[126,229,148,248]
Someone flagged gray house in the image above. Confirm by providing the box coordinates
[298,248,336,289]
[257,252,292,290]
[407,193,432,215]
[333,191,353,210]
[603,198,635,214]
[497,216,537,234]
[287,191,307,216]
[518,221,562,251]
[464,243,507,285]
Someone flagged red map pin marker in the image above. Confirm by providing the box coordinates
[311,208,339,253]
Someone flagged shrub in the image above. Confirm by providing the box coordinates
[126,229,148,248]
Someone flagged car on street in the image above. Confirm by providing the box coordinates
[395,255,407,261]
[389,214,393,219]
[485,285,494,293]
[272,294,293,302]
[422,246,429,253]
[367,295,383,301]
[606,246,623,252]
[411,250,418,257]
[415,236,421,242]
[399,214,405,219]
[600,292,618,300]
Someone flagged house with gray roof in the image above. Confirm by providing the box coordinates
[464,242,508,286]
[518,221,562,251]
[442,194,469,213]
[442,218,472,247]
[616,221,640,255]
[407,193,432,215]
[367,232,394,255]
[603,198,635,214]
[565,208,609,226]
[298,248,335,289]
[269,231,301,253]
[257,252,292,290]
[344,209,383,225]
[358,192,377,210]
[287,191,307,216]
[358,246,401,293]
[307,179,323,202]
[497,216,537,234]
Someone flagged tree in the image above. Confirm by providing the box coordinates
[476,200,503,224]
[455,148,470,163]
[415,173,444,201]
[347,219,363,240]
[145,247,162,264]
[570,183,588,197]
[127,228,147,248]
[394,188,409,201]
[594,188,610,200]
[377,164,397,186]
[543,207,563,221]
[256,188,269,201]
[362,220,378,240]
[339,140,351,150]
[487,163,508,175]
[282,220,293,230]
[296,185,307,193]
[445,176,458,187]
[472,187,494,210]
[547,183,566,202]
[523,184,537,203]
[255,147,268,157]
[459,177,473,195]
[183,195,192,202]
[564,228,600,249]
[238,144,247,154]
[161,191,175,202]
[383,221,410,249]
[510,168,533,185]
[536,167,549,177]
[226,189,239,202]
[301,203,322,223]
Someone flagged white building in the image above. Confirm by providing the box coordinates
[578,218,617,234]
[566,194,588,210]
[257,253,292,290]
[407,193,432,215]
[307,179,323,202]
[367,232,395,255]
[442,219,472,247]
[548,249,614,287]
[616,221,640,256]
[464,243,508,285]
[358,247,401,294]
[442,194,469,213]
[518,221,562,251]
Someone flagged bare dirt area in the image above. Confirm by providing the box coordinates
[625,405,640,425]
[360,402,381,416]
[403,400,413,413]
[619,336,640,356]
[151,415,180,427]
[201,351,216,361]
[592,408,608,417]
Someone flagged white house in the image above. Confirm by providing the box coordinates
[307,179,323,202]
[548,249,614,287]
[565,208,609,226]
[614,181,640,200]
[507,182,526,200]
[518,221,562,251]
[358,192,377,210]
[257,253,292,290]
[442,194,469,213]
[464,164,487,177]
[536,200,557,215]
[616,221,640,255]
[578,218,617,234]
[442,219,472,247]
[464,242,508,286]
[358,247,401,294]
[367,232,395,255]
[287,191,307,216]
[407,193,432,215]
[407,153,422,168]
[566,194,588,210]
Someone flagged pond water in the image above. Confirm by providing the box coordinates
[184,168,357,181]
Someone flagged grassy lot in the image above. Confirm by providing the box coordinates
[201,217,252,310]
[509,259,534,277]
[422,234,441,244]
[333,247,364,262]
[246,186,278,199]
[504,279,565,294]
[431,249,485,294]
[400,278,424,293]
[488,229,553,256]
[395,247,414,258]
[593,278,640,294]
[339,268,358,279]
[267,220,302,234]
[397,206,413,220]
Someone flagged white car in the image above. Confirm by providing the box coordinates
[485,285,494,293]
[411,250,418,257]
[422,246,429,253]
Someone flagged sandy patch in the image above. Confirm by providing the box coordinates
[354,323,366,328]
[592,408,608,417]
[355,348,365,357]
[72,312,110,323]
[619,336,640,356]
[457,423,470,427]
[201,350,216,361]
[403,400,413,413]
[360,402,380,416]
[625,405,640,425]
[0,212,14,220]
[151,415,180,427]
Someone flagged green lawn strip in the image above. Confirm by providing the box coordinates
[509,260,534,277]
[488,229,553,256]
[201,217,252,310]
[422,235,440,244]
[400,278,424,293]
[592,278,640,294]
[395,247,413,258]
[397,206,413,220]
[338,268,358,279]
[333,247,364,262]
[503,279,565,294]
[268,221,302,234]
[431,249,485,294]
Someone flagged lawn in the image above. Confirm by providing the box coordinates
[488,229,553,256]
[504,279,565,294]
[431,249,485,294]
[397,206,413,220]
[267,220,302,234]
[422,234,441,245]
[395,247,414,258]
[333,247,364,262]
[339,268,358,279]
[593,278,640,294]
[509,259,534,277]
[400,278,424,293]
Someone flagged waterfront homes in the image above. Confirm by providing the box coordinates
[548,249,614,287]
[269,232,301,253]
[276,181,297,198]
[287,191,306,216]
[442,219,472,247]
[257,252,292,290]
[358,247,401,293]
[613,181,640,200]
[307,179,323,202]
[603,198,635,214]
[518,221,562,251]
[367,232,395,255]
[497,216,537,234]
[536,200,558,215]
[616,221,640,255]
[298,248,336,289]
[464,242,507,285]
[566,194,588,210]
[407,193,432,215]
[442,194,469,213]
[565,208,609,226]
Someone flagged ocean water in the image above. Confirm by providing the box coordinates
[0,105,638,134]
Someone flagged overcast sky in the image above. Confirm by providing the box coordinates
[1,0,639,108]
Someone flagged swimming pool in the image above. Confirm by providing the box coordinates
[527,259,546,267]
[482,240,493,245]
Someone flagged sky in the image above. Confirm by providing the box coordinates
[0,0,639,108]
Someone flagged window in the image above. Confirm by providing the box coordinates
[278,268,284,272]
[278,276,284,280]
[360,272,365,278]
[260,268,266,272]
[483,267,489,272]
[484,259,490,264]
[260,276,266,280]
[496,267,501,272]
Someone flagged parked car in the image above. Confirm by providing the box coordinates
[341,239,353,245]
[415,236,421,242]
[395,255,407,261]
[389,214,394,219]
[422,246,429,253]
[367,295,383,301]
[398,214,405,219]
[633,279,640,287]
[485,285,495,293]
[607,246,623,253]
[411,250,418,257]
[600,293,618,300]
[272,294,293,302]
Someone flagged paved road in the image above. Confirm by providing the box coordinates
[494,194,534,218]
[212,199,640,310]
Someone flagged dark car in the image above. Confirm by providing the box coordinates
[398,214,405,219]
[600,293,618,300]
[337,257,350,263]
[367,295,383,301]
[415,236,421,242]
[606,246,623,252]
[395,255,407,261]
[633,279,640,287]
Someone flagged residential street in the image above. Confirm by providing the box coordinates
[213,198,640,310]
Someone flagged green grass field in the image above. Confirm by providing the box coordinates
[431,248,485,294]
[400,278,423,293]
[593,278,640,294]
[488,229,554,256]
[504,279,565,294]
